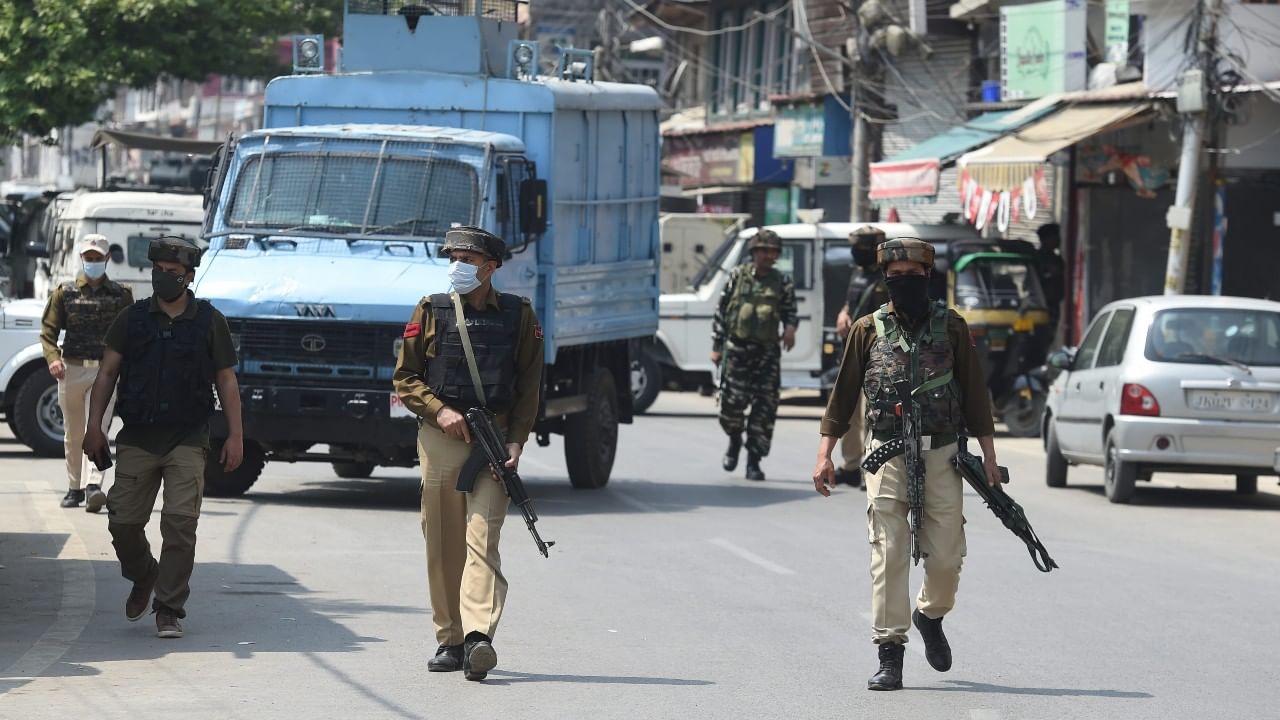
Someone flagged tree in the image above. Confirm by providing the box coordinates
[0,0,343,144]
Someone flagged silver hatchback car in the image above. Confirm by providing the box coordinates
[1042,295,1280,503]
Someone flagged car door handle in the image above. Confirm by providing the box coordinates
[795,296,807,303]
[1098,382,1104,390]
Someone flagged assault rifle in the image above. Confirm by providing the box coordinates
[860,379,927,565]
[951,438,1058,573]
[457,408,555,558]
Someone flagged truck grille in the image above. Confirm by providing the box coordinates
[230,319,402,387]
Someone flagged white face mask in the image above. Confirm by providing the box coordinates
[448,260,483,294]
[82,260,107,280]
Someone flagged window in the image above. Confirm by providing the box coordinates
[1145,308,1280,366]
[779,242,810,289]
[1074,311,1112,370]
[709,3,799,117]
[1095,307,1135,367]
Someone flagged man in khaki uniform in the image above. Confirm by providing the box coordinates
[393,226,543,681]
[832,226,889,489]
[83,237,243,640]
[39,234,133,510]
[812,238,1003,691]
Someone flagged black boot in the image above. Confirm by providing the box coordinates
[60,489,85,508]
[463,631,497,681]
[913,609,952,672]
[744,453,765,482]
[427,643,464,672]
[867,642,904,691]
[722,435,742,472]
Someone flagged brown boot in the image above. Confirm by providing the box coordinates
[156,607,184,639]
[125,567,158,622]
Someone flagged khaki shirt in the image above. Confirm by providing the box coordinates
[393,287,544,445]
[820,305,995,438]
[104,292,239,455]
[39,274,134,364]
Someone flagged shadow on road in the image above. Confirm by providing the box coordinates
[639,410,823,421]
[1062,483,1280,510]
[237,476,421,512]
[482,669,714,686]
[926,679,1153,699]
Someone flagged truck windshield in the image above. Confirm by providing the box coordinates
[226,148,481,237]
[954,257,1046,311]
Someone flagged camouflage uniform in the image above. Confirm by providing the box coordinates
[712,253,798,461]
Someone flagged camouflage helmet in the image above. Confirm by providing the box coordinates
[747,228,782,253]
[148,235,202,270]
[876,237,935,270]
[849,225,886,254]
[442,225,506,268]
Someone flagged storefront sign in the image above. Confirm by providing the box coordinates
[664,132,754,187]
[764,187,792,225]
[1105,1,1130,65]
[794,156,853,189]
[774,103,825,157]
[1001,0,1087,100]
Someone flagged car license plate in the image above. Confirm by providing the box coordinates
[1186,390,1274,412]
[389,391,414,419]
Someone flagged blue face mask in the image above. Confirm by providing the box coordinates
[448,260,483,294]
[82,260,107,280]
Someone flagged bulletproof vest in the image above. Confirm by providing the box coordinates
[863,302,964,435]
[116,299,217,428]
[427,293,522,412]
[728,266,787,345]
[848,269,889,319]
[59,280,128,360]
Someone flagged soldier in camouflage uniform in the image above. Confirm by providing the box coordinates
[711,229,799,482]
[39,234,134,510]
[812,238,1004,692]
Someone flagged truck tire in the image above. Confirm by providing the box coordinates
[332,461,376,479]
[1103,433,1137,504]
[13,370,64,458]
[1045,419,1068,488]
[630,351,661,414]
[564,369,618,489]
[204,439,266,497]
[8,413,28,446]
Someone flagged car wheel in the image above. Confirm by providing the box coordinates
[630,351,661,415]
[1236,474,1258,495]
[1103,433,1137,504]
[1045,419,1068,488]
[13,370,64,457]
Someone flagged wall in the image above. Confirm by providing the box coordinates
[1142,0,1280,93]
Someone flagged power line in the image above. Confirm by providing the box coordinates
[615,0,789,38]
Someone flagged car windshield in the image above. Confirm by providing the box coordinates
[226,141,483,238]
[1145,308,1280,366]
[954,257,1046,311]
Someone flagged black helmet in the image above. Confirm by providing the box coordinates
[148,236,202,270]
[441,225,506,268]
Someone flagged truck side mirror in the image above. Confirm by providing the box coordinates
[519,179,548,235]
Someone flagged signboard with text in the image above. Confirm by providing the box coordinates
[1001,0,1087,100]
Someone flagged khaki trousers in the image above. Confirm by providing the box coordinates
[418,424,510,645]
[838,397,866,472]
[865,438,966,645]
[58,363,116,490]
[106,443,205,617]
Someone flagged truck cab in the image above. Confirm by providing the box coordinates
[196,1,661,495]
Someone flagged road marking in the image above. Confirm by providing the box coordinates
[0,483,96,687]
[707,538,796,575]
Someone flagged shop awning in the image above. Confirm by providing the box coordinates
[869,108,1053,201]
[90,129,223,155]
[957,102,1150,190]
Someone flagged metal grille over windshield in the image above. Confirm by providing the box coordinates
[347,0,517,21]
[226,139,483,238]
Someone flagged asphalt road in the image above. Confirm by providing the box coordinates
[2,391,1278,720]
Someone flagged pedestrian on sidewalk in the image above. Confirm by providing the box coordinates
[82,236,243,640]
[832,225,890,489]
[39,234,133,511]
[710,229,799,482]
[393,226,544,681]
[812,238,1003,691]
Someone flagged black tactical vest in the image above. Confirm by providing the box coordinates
[863,302,964,435]
[116,299,217,429]
[60,280,129,360]
[426,292,522,412]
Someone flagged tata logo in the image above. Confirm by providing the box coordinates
[295,304,336,318]
[300,334,327,353]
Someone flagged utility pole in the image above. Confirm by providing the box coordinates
[1164,0,1221,295]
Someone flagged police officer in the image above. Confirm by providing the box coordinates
[82,236,243,640]
[711,228,798,482]
[393,226,544,682]
[812,238,1003,691]
[832,226,889,489]
[39,234,133,510]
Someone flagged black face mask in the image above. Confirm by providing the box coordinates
[852,248,876,268]
[151,268,187,302]
[885,273,931,321]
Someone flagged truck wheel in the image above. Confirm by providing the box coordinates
[8,413,28,446]
[332,461,376,479]
[13,370,64,457]
[630,351,661,414]
[564,369,618,489]
[204,439,266,497]
[1045,419,1068,488]
[1103,433,1137,504]
[1235,474,1258,495]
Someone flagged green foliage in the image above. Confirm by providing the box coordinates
[0,0,343,144]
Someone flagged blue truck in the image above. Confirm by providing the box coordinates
[195,1,661,495]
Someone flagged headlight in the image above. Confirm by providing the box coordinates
[299,38,320,61]
[514,44,535,67]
